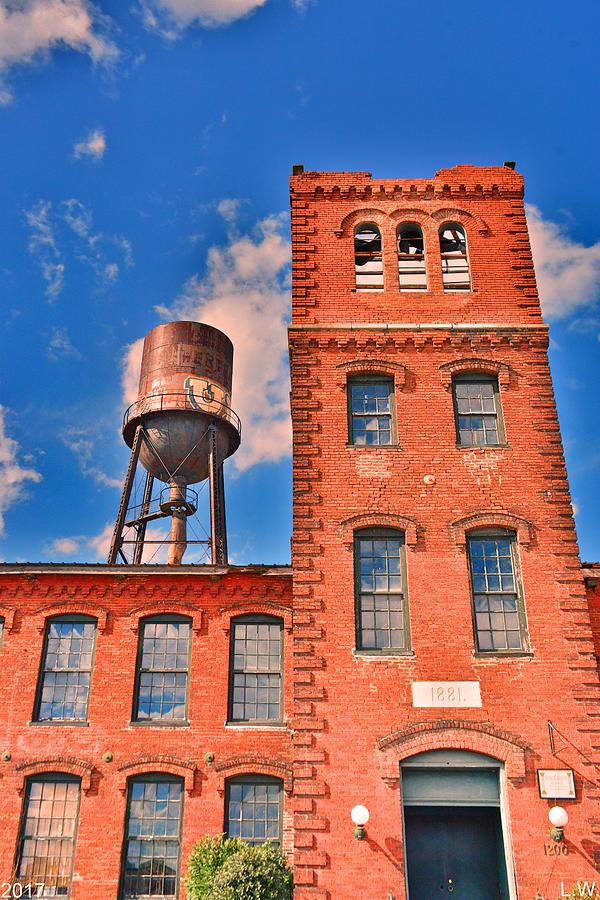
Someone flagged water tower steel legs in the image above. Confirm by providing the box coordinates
[132,471,155,565]
[108,425,143,565]
[208,424,228,566]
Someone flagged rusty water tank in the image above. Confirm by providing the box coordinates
[122,321,241,484]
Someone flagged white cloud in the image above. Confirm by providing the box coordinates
[147,212,292,472]
[48,536,80,555]
[526,204,600,320]
[61,427,122,488]
[25,197,133,298]
[0,406,42,538]
[122,337,144,405]
[48,520,172,562]
[217,197,241,224]
[140,0,267,35]
[0,0,118,104]
[73,127,106,160]
[47,326,81,360]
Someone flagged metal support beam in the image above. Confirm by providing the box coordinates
[132,471,155,565]
[208,424,228,565]
[107,426,143,564]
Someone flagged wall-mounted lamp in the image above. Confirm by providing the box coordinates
[548,806,569,842]
[351,805,369,840]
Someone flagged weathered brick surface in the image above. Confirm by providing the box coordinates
[0,568,293,897]
[289,165,600,898]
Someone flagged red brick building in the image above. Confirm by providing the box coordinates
[1,163,599,900]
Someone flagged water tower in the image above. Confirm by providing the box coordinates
[108,321,241,565]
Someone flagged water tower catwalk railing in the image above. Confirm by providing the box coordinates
[107,321,241,567]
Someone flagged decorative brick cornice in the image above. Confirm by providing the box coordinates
[377,720,529,785]
[219,602,292,634]
[339,513,419,548]
[117,755,198,795]
[16,757,94,794]
[0,606,17,632]
[128,601,202,634]
[213,755,293,794]
[450,510,534,548]
[439,357,513,390]
[33,601,109,633]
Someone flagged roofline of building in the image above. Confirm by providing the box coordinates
[0,563,292,576]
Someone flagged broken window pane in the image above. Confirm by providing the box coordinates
[355,223,384,291]
[440,223,471,291]
[397,223,427,291]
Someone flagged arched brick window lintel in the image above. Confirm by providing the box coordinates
[430,207,490,234]
[377,723,528,786]
[336,208,388,237]
[16,758,93,794]
[0,606,17,632]
[450,512,533,549]
[33,603,107,633]
[389,208,430,226]
[219,604,291,635]
[214,757,293,795]
[335,359,408,392]
[129,602,202,634]
[117,757,197,795]
[439,358,512,390]
[340,513,418,550]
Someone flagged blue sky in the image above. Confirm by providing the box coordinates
[0,0,599,565]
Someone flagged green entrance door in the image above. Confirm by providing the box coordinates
[404,807,508,899]
[401,751,511,900]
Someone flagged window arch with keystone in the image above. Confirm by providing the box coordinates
[452,373,505,447]
[397,222,427,291]
[467,528,529,653]
[354,528,410,652]
[354,222,384,291]
[348,375,395,446]
[228,615,284,724]
[34,615,97,723]
[439,222,471,291]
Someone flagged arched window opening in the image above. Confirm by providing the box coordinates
[132,615,192,724]
[467,529,528,653]
[120,774,184,900]
[225,775,283,847]
[228,616,284,724]
[397,224,427,291]
[354,528,409,652]
[354,223,384,291]
[34,615,97,723]
[439,223,471,291]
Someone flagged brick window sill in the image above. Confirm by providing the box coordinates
[128,720,190,728]
[353,649,415,659]
[225,722,288,730]
[28,720,90,727]
[345,443,401,450]
[472,651,534,660]
[456,443,511,451]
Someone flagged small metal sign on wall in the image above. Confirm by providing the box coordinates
[537,769,576,800]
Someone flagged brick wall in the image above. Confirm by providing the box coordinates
[289,165,600,899]
[0,568,292,898]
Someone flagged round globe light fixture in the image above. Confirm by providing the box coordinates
[548,805,568,841]
[351,804,369,840]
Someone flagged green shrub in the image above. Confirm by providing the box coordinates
[185,834,245,900]
[200,841,293,900]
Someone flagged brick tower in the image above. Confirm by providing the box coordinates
[288,165,600,899]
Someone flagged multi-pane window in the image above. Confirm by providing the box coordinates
[468,532,526,652]
[397,223,427,291]
[133,617,191,723]
[226,777,282,847]
[453,376,503,446]
[440,223,471,291]
[349,378,394,446]
[35,617,96,722]
[355,530,409,651]
[354,223,384,291]
[15,775,80,897]
[229,616,283,723]
[120,775,183,900]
